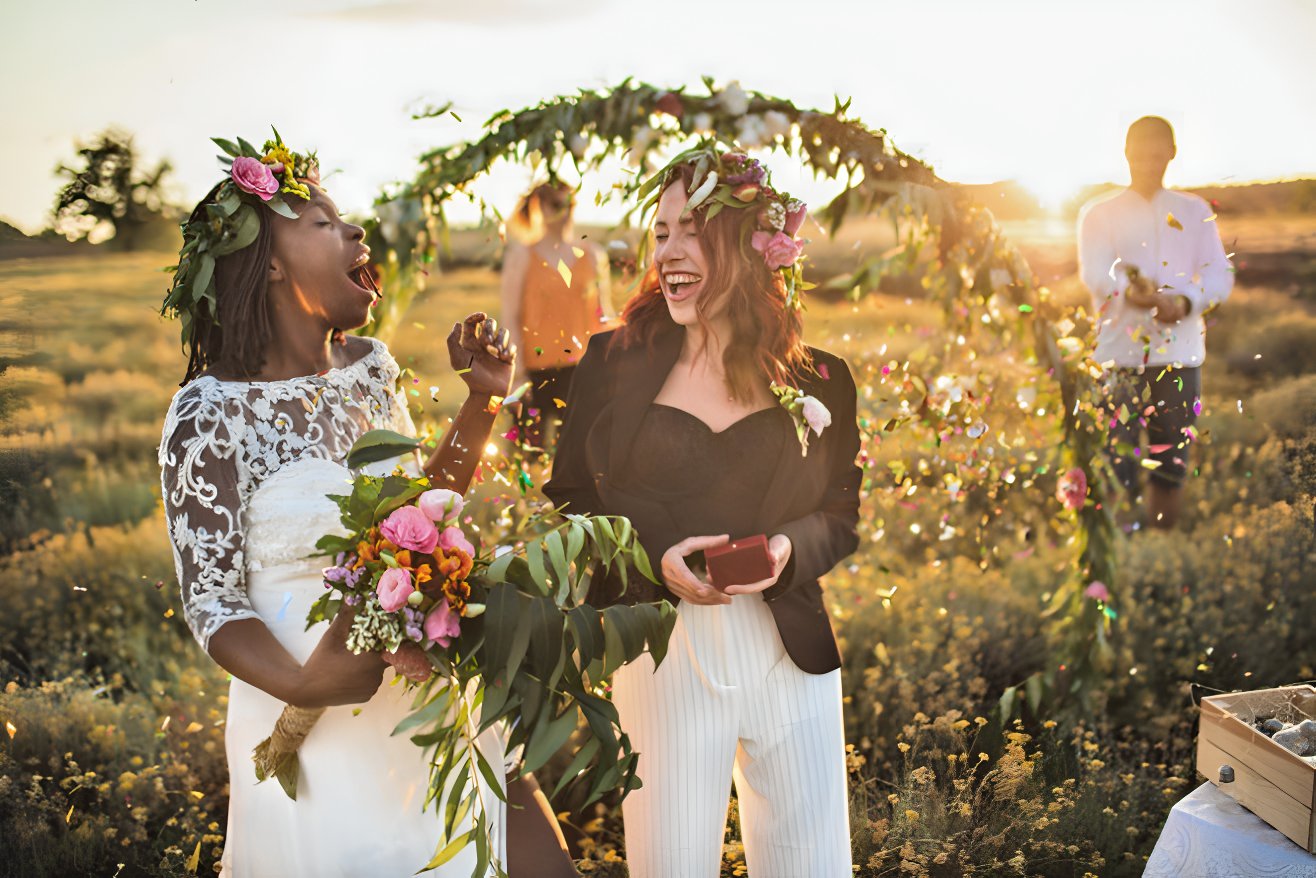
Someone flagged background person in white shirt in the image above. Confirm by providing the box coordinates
[1077,116,1234,529]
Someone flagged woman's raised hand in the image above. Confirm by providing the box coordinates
[661,534,732,606]
[447,312,516,399]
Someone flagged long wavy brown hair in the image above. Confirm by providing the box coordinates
[616,163,811,401]
[176,183,379,385]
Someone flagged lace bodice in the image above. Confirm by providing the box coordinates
[158,337,416,651]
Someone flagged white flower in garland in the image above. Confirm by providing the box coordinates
[771,382,831,456]
[736,114,767,149]
[717,80,750,116]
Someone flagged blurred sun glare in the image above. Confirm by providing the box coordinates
[1017,171,1087,214]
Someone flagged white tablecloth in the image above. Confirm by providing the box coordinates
[1144,782,1316,877]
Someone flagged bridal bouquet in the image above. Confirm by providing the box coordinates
[252,430,675,875]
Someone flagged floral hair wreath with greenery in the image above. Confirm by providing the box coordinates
[160,128,319,347]
[636,142,813,310]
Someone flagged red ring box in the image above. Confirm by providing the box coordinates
[704,534,774,591]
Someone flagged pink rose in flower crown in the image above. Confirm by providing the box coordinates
[418,489,464,524]
[1056,467,1087,511]
[377,567,414,612]
[750,231,804,271]
[438,526,475,559]
[380,505,439,554]
[1083,581,1111,602]
[783,201,808,237]
[424,600,461,648]
[230,157,280,202]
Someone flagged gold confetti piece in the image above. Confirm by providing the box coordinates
[185,841,201,873]
[553,398,567,409]
[161,716,171,731]
[1139,459,1163,469]
[571,246,585,259]
[556,260,572,287]
[189,790,205,799]
[185,722,203,734]
[1204,213,1217,222]
[163,608,174,618]
[5,721,15,738]
[1166,212,1183,231]
[66,804,74,823]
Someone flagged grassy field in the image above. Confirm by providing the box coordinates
[2,212,1315,876]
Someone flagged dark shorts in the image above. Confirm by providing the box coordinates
[1103,366,1201,488]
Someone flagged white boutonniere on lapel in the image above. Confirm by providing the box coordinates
[770,382,831,456]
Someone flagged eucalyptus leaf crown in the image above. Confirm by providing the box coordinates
[161,128,319,347]
[637,141,811,309]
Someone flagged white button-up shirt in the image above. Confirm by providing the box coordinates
[1078,187,1234,369]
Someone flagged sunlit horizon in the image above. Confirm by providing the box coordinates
[3,0,1313,235]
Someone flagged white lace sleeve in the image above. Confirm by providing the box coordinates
[159,385,259,652]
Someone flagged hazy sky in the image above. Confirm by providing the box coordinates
[3,0,1313,233]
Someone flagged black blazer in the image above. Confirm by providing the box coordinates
[542,322,862,674]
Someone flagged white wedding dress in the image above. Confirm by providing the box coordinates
[159,337,506,877]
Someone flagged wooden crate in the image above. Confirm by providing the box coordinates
[1197,684,1316,853]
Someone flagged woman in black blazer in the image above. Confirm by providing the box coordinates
[544,149,861,878]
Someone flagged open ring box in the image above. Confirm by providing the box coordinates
[1197,684,1316,852]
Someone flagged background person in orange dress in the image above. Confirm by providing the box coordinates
[500,181,613,450]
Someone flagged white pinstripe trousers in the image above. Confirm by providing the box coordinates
[611,594,851,878]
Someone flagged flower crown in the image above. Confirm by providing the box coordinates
[637,143,810,309]
[161,128,319,347]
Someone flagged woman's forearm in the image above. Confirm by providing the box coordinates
[207,618,305,703]
[421,393,498,495]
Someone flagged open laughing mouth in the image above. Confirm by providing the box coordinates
[663,272,702,300]
[347,251,378,299]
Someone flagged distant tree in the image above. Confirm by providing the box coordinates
[52,129,173,250]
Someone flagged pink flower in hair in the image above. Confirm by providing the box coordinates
[750,231,803,271]
[230,157,279,201]
[783,201,808,237]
